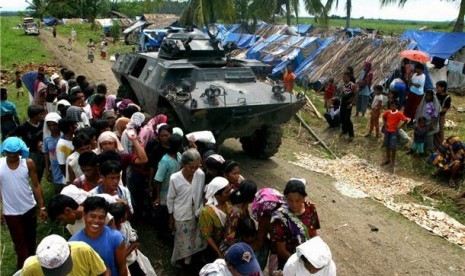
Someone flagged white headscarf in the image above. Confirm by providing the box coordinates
[127,112,145,129]
[205,177,229,206]
[296,236,336,276]
[43,112,62,140]
[97,131,124,153]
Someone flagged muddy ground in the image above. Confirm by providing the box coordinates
[37,29,465,275]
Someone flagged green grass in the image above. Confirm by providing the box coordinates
[0,16,64,276]
[0,16,51,68]
[288,17,453,35]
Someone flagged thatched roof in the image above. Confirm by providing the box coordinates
[299,37,407,86]
[255,24,297,39]
[140,13,179,28]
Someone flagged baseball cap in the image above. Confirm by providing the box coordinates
[224,243,261,275]
[36,235,73,276]
[50,73,60,82]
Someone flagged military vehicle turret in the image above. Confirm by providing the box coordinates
[112,28,306,158]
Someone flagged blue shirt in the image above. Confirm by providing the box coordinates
[43,136,63,184]
[70,226,124,276]
[154,153,181,205]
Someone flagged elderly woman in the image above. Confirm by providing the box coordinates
[271,179,320,269]
[199,176,231,262]
[430,136,465,187]
[167,149,206,266]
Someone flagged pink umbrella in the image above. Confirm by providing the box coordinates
[399,50,430,63]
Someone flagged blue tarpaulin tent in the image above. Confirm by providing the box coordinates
[290,24,313,35]
[222,33,260,49]
[400,30,465,59]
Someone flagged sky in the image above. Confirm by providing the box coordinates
[0,0,459,22]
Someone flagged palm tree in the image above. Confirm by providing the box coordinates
[380,0,465,32]
[323,0,352,28]
[180,0,236,26]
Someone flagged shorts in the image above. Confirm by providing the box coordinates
[383,131,398,150]
[412,142,425,154]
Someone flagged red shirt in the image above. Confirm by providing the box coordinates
[383,109,409,132]
[324,85,336,100]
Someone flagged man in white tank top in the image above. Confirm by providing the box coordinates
[0,137,47,269]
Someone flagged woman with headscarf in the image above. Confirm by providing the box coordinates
[105,95,117,111]
[283,236,336,276]
[121,112,145,154]
[66,106,89,129]
[415,90,440,152]
[138,114,168,149]
[114,117,130,139]
[355,61,373,117]
[56,99,71,118]
[199,177,232,262]
[271,179,320,270]
[43,112,63,187]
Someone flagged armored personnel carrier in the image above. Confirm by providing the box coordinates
[112,28,306,158]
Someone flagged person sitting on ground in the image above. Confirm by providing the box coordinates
[283,236,336,276]
[48,188,115,235]
[69,196,128,276]
[323,98,341,128]
[109,202,156,276]
[271,178,320,270]
[20,234,109,276]
[407,116,428,156]
[365,85,384,138]
[430,136,465,187]
[199,243,263,276]
[1,88,20,140]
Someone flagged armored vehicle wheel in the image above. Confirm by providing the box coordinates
[117,84,139,105]
[240,125,283,159]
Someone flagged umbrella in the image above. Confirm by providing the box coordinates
[399,50,430,63]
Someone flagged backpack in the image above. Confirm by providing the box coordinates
[45,83,59,103]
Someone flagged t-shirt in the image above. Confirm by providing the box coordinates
[154,153,181,205]
[324,85,336,100]
[70,226,124,276]
[11,120,44,153]
[56,137,74,166]
[21,241,107,276]
[382,109,408,133]
[65,151,82,184]
[283,72,296,92]
[66,213,114,235]
[371,94,384,110]
[410,73,425,95]
[436,93,451,114]
[43,136,63,184]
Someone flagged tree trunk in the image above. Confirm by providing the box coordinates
[346,0,351,29]
[285,0,291,26]
[453,0,465,32]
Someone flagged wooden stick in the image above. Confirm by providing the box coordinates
[305,95,323,119]
[295,113,339,159]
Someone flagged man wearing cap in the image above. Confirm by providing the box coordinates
[200,242,263,276]
[21,234,109,276]
[0,137,47,269]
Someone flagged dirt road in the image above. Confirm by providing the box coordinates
[38,28,465,275]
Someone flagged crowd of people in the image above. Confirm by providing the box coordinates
[0,67,338,276]
[319,60,463,185]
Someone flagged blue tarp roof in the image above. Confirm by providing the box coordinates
[290,24,313,34]
[294,37,335,80]
[400,30,465,59]
[222,33,260,49]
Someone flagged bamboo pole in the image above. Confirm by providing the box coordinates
[295,113,339,159]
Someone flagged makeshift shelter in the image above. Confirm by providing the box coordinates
[254,24,297,39]
[401,30,465,90]
[290,24,314,35]
[295,37,407,88]
[123,13,179,35]
[43,17,58,26]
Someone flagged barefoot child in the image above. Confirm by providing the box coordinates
[87,39,95,63]
[382,100,409,172]
[15,71,25,98]
[323,78,336,112]
[365,85,384,138]
[407,116,427,156]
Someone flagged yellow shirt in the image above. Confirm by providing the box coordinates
[22,241,107,276]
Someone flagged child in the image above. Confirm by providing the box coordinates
[87,39,95,63]
[408,116,428,156]
[365,85,384,138]
[0,88,20,140]
[323,78,336,112]
[15,71,25,98]
[381,100,409,172]
[324,98,340,128]
[109,202,156,276]
[43,113,64,193]
[100,42,108,60]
